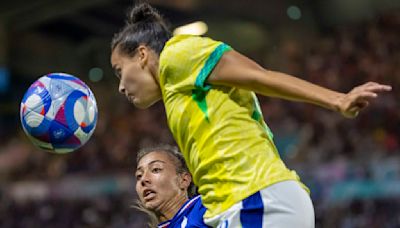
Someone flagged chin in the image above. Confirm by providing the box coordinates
[133,101,152,109]
[133,98,159,109]
[144,201,159,211]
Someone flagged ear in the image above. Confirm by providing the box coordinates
[178,172,192,190]
[137,45,149,68]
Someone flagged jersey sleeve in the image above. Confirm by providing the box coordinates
[159,35,232,93]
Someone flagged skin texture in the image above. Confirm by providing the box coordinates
[135,151,191,222]
[111,45,162,109]
[111,44,391,117]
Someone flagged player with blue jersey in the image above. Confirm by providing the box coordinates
[158,195,208,228]
[113,3,391,227]
[135,145,210,228]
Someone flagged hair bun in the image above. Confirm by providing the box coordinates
[128,3,161,24]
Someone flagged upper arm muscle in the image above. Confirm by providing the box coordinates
[207,50,266,89]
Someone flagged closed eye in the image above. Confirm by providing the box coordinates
[112,66,121,79]
[115,69,121,79]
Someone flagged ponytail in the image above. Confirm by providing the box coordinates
[127,3,161,24]
[132,199,159,228]
[111,3,172,56]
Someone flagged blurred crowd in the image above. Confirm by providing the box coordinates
[0,10,399,228]
[0,194,148,228]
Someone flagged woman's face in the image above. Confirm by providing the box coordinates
[111,46,162,109]
[135,151,190,212]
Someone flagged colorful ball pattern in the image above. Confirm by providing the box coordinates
[20,73,98,153]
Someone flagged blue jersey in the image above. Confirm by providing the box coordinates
[158,195,210,228]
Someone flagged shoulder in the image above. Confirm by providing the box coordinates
[178,195,206,218]
[158,35,226,84]
[159,35,201,76]
[160,35,225,59]
[159,196,207,228]
[164,35,214,47]
[161,35,201,55]
[158,35,232,93]
[185,196,208,225]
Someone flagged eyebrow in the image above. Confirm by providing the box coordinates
[136,160,166,172]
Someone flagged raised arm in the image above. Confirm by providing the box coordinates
[207,50,392,118]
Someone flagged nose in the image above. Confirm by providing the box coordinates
[118,82,125,95]
[140,172,151,186]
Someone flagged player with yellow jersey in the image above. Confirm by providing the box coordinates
[159,34,308,217]
[110,3,391,228]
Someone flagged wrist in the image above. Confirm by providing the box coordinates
[330,93,345,113]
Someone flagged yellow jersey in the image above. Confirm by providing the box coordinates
[159,35,307,218]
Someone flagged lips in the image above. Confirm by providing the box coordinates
[143,189,156,201]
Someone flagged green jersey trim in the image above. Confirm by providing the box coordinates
[192,43,232,122]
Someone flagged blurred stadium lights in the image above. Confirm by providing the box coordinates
[173,21,208,35]
[88,67,103,82]
[287,5,302,20]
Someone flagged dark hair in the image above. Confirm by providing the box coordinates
[111,3,172,57]
[134,144,196,227]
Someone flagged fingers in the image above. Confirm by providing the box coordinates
[355,100,369,109]
[341,81,391,119]
[343,106,360,118]
[359,82,392,93]
[350,92,376,111]
[356,91,378,99]
[351,82,392,101]
[344,100,368,118]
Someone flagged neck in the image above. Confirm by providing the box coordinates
[148,51,160,84]
[157,193,188,222]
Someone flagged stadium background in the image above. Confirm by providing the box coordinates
[0,0,399,227]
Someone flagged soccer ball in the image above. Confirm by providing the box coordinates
[20,73,98,153]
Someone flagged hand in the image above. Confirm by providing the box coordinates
[337,82,392,118]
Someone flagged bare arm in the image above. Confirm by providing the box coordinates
[208,50,392,118]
